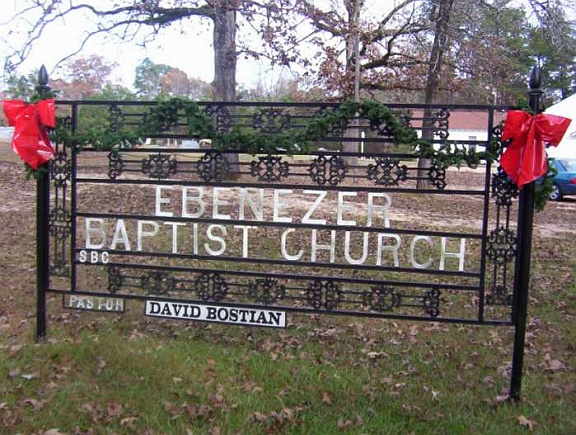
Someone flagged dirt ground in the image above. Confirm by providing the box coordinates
[1,143,575,340]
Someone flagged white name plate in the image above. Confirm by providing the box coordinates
[144,300,286,328]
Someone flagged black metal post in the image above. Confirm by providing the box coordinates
[35,65,51,342]
[509,66,542,402]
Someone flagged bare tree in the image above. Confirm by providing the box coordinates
[418,0,455,188]
[268,0,430,99]
[3,0,291,101]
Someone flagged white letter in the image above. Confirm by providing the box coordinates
[239,188,264,221]
[164,221,186,253]
[182,186,205,218]
[212,187,231,220]
[205,224,227,256]
[410,236,434,269]
[234,225,254,258]
[376,233,401,267]
[337,192,357,226]
[440,238,466,271]
[311,229,336,263]
[110,219,131,251]
[281,228,304,261]
[79,250,88,263]
[137,220,159,251]
[85,218,106,249]
[344,231,369,265]
[155,185,173,217]
[273,189,293,223]
[367,193,392,228]
[302,190,327,225]
[191,223,199,255]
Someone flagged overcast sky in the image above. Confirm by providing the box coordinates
[0,0,396,90]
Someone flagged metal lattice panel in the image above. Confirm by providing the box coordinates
[432,108,450,139]
[253,109,291,134]
[367,157,408,186]
[308,155,348,186]
[486,227,517,264]
[362,285,403,312]
[491,168,519,206]
[141,153,178,179]
[428,164,447,190]
[486,285,513,306]
[51,151,72,188]
[306,280,343,310]
[196,151,230,182]
[195,272,229,302]
[248,278,286,304]
[141,270,173,296]
[422,288,441,317]
[251,155,290,182]
[108,266,123,294]
[108,104,125,133]
[108,152,124,179]
[206,104,232,133]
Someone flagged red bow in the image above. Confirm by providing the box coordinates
[2,99,56,170]
[500,110,571,188]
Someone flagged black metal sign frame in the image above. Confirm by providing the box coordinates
[33,72,545,402]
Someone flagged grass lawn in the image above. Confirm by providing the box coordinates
[1,154,575,434]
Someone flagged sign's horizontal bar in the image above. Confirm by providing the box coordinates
[75,258,482,287]
[75,212,485,239]
[75,177,487,195]
[47,288,512,327]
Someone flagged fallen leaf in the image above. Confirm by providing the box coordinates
[21,398,44,410]
[518,415,535,430]
[250,411,268,423]
[120,416,138,429]
[482,376,495,387]
[366,351,388,359]
[45,381,59,391]
[163,400,178,416]
[322,392,333,405]
[545,359,567,372]
[242,382,263,393]
[9,345,23,356]
[197,404,212,417]
[80,402,97,413]
[21,373,38,380]
[97,357,106,374]
[106,401,123,418]
[209,393,226,408]
[563,383,576,394]
[490,394,510,407]
[338,419,353,429]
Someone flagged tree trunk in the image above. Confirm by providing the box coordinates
[417,0,454,189]
[342,0,362,169]
[213,2,237,101]
[212,1,239,176]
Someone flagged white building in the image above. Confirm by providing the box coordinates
[544,94,576,159]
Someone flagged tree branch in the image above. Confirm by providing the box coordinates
[4,1,217,73]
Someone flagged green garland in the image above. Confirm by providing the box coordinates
[54,98,485,169]
[47,96,554,207]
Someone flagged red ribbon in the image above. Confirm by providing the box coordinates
[500,110,571,188]
[2,99,56,170]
